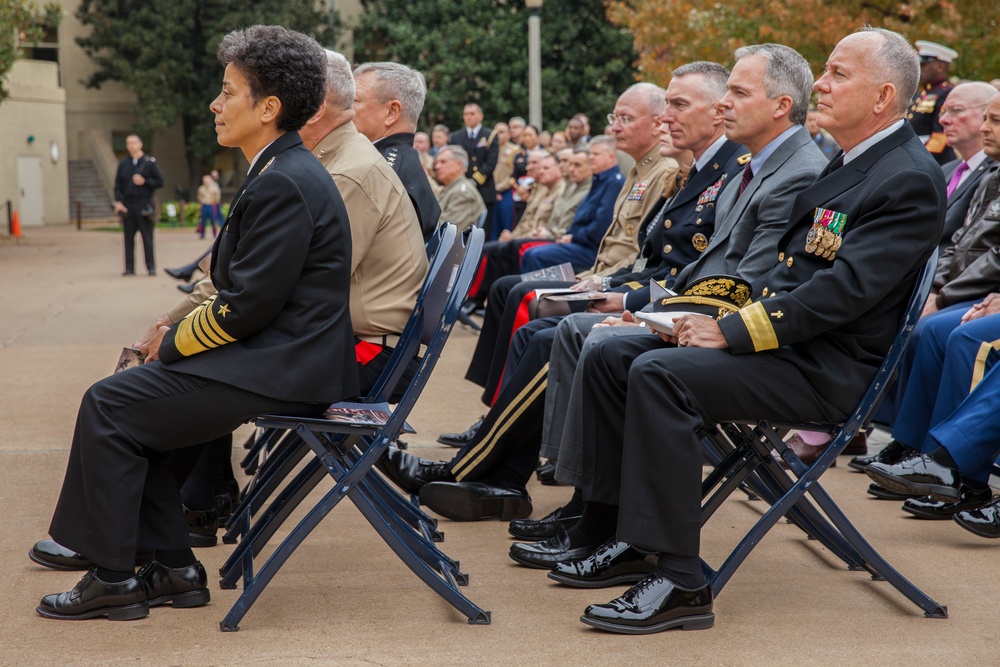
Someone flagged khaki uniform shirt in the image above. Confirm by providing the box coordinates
[438,176,487,232]
[579,147,675,279]
[166,122,428,341]
[510,179,566,238]
[547,179,591,238]
[494,141,520,193]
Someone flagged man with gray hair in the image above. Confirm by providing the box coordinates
[353,61,440,239]
[434,145,486,231]
[565,27,945,634]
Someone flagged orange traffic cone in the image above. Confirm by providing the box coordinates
[10,211,22,238]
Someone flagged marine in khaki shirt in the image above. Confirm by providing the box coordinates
[434,145,487,232]
[507,154,566,239]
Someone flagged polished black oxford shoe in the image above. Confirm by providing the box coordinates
[849,439,911,472]
[436,417,484,448]
[509,533,603,569]
[377,446,453,495]
[902,485,993,520]
[419,481,531,521]
[508,506,581,540]
[536,460,564,485]
[953,497,1000,538]
[866,453,962,501]
[581,574,714,634]
[164,265,196,282]
[37,569,149,621]
[548,539,654,588]
[30,540,153,571]
[30,540,94,571]
[138,560,211,608]
[866,482,920,501]
[185,506,220,548]
[176,282,196,294]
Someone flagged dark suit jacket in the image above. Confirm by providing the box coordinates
[615,139,747,306]
[675,127,828,288]
[114,154,163,203]
[374,132,441,241]
[719,124,946,415]
[940,157,996,249]
[451,126,500,202]
[159,131,359,404]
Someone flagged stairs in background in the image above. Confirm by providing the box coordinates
[68,160,115,221]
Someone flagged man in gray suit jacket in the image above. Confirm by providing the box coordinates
[938,82,998,248]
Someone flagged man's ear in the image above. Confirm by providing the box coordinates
[385,99,403,127]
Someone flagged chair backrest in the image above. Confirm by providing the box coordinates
[474,209,487,229]
[424,222,449,260]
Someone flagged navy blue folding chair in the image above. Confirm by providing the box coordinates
[218,226,489,631]
[697,251,947,618]
[454,212,488,332]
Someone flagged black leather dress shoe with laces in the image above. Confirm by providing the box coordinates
[849,439,910,472]
[954,497,1000,538]
[437,417,484,448]
[866,453,962,501]
[419,481,531,521]
[548,539,654,588]
[509,533,603,569]
[37,569,149,621]
[581,574,714,634]
[138,560,211,608]
[185,506,220,548]
[29,540,153,571]
[376,446,453,495]
[508,506,581,540]
[902,485,993,519]
[866,482,920,501]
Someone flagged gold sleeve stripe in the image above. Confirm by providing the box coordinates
[626,281,643,290]
[203,304,237,344]
[175,304,213,356]
[191,310,226,348]
[969,340,1000,391]
[739,302,779,352]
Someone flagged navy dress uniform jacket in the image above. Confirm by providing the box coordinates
[719,124,946,415]
[451,126,500,203]
[374,132,441,241]
[160,131,359,404]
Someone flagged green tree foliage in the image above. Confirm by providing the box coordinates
[354,0,639,132]
[75,0,337,187]
[0,0,60,102]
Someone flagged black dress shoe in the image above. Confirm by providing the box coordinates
[184,506,220,548]
[902,485,994,520]
[138,560,211,608]
[866,453,962,501]
[509,533,604,569]
[177,282,196,294]
[508,506,581,540]
[954,497,1000,538]
[37,569,149,621]
[376,446,453,495]
[122,270,136,276]
[165,266,195,282]
[849,439,910,472]
[30,539,94,571]
[535,460,565,485]
[548,540,654,588]
[147,269,157,276]
[437,417,484,448]
[29,540,154,571]
[419,481,531,521]
[580,574,714,634]
[866,482,920,501]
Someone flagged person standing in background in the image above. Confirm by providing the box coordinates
[113,133,163,276]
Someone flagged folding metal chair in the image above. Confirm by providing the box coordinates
[456,211,488,332]
[697,251,947,618]
[219,226,489,631]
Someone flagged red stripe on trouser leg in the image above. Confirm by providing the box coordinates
[490,289,536,406]
[468,257,488,300]
[355,340,384,365]
[517,240,552,262]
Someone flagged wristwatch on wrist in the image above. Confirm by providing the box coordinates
[601,276,612,292]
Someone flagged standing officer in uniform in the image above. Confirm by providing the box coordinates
[32,25,358,622]
[353,62,440,241]
[452,103,500,238]
[909,40,959,165]
[113,133,163,276]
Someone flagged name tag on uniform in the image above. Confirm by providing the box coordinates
[631,257,648,272]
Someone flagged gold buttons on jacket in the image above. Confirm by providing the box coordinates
[778,252,785,262]
[695,218,702,225]
[762,287,769,297]
[670,268,678,276]
[786,257,794,268]
[664,219,672,229]
[663,244,672,254]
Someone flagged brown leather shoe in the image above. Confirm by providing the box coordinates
[842,432,868,456]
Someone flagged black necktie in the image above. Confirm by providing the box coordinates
[828,154,845,173]
[682,164,698,190]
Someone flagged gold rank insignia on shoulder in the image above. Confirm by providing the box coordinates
[737,153,752,165]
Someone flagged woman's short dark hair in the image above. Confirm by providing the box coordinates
[217,25,327,132]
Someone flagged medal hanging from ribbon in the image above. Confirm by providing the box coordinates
[804,207,847,260]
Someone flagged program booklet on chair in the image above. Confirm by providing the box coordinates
[519,262,576,283]
[322,402,415,433]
